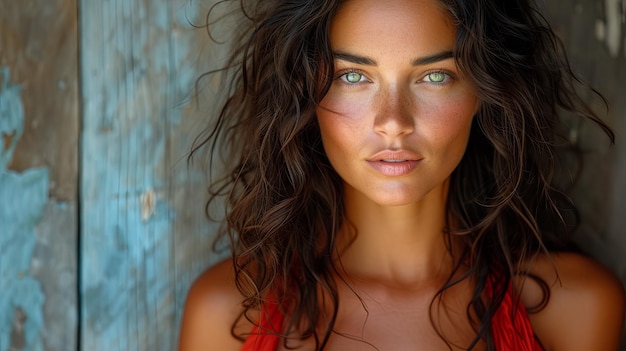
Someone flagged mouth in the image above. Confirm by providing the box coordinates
[368,150,421,163]
[367,150,422,176]
[367,160,420,176]
[380,159,407,163]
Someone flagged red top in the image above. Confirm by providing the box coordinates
[241,284,543,350]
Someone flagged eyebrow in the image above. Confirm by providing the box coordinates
[412,51,454,66]
[334,52,377,65]
[333,50,454,66]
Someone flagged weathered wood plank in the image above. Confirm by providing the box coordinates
[0,0,79,350]
[542,1,626,347]
[79,0,226,349]
[543,0,626,279]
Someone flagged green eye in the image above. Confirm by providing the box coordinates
[426,71,447,83]
[344,72,364,83]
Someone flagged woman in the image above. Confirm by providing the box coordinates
[179,0,625,350]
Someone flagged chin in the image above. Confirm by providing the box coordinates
[362,181,448,208]
[367,191,428,207]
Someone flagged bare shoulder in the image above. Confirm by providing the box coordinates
[520,252,625,351]
[178,259,250,351]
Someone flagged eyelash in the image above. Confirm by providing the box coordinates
[334,69,455,87]
[421,70,454,85]
[335,69,369,86]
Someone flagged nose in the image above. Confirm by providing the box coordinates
[373,87,415,137]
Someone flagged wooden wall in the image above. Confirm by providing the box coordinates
[542,2,626,343]
[78,0,224,350]
[543,0,626,284]
[1,0,226,350]
[1,0,79,350]
[0,0,624,350]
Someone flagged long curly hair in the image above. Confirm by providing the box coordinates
[191,0,614,349]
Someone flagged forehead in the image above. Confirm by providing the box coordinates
[330,0,456,56]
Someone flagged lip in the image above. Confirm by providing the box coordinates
[367,150,422,176]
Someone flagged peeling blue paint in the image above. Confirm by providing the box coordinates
[79,0,209,349]
[0,67,48,351]
[0,68,24,168]
[80,0,202,135]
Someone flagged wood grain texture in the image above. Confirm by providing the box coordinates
[0,0,79,350]
[0,0,79,201]
[79,0,226,349]
[542,0,626,278]
[542,1,626,347]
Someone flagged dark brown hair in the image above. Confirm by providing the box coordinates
[191,0,614,349]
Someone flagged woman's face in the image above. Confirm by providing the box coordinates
[316,0,479,207]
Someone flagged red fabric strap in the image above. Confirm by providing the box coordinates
[491,283,544,350]
[240,298,283,351]
[241,284,544,350]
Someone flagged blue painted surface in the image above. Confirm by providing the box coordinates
[0,67,48,351]
[0,67,24,168]
[79,1,209,349]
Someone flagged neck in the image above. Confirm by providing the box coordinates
[336,181,460,286]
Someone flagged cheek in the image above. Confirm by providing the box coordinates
[438,104,475,140]
[316,107,340,149]
[417,93,477,157]
[316,92,374,156]
[318,88,376,122]
[420,90,477,134]
[317,109,353,160]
